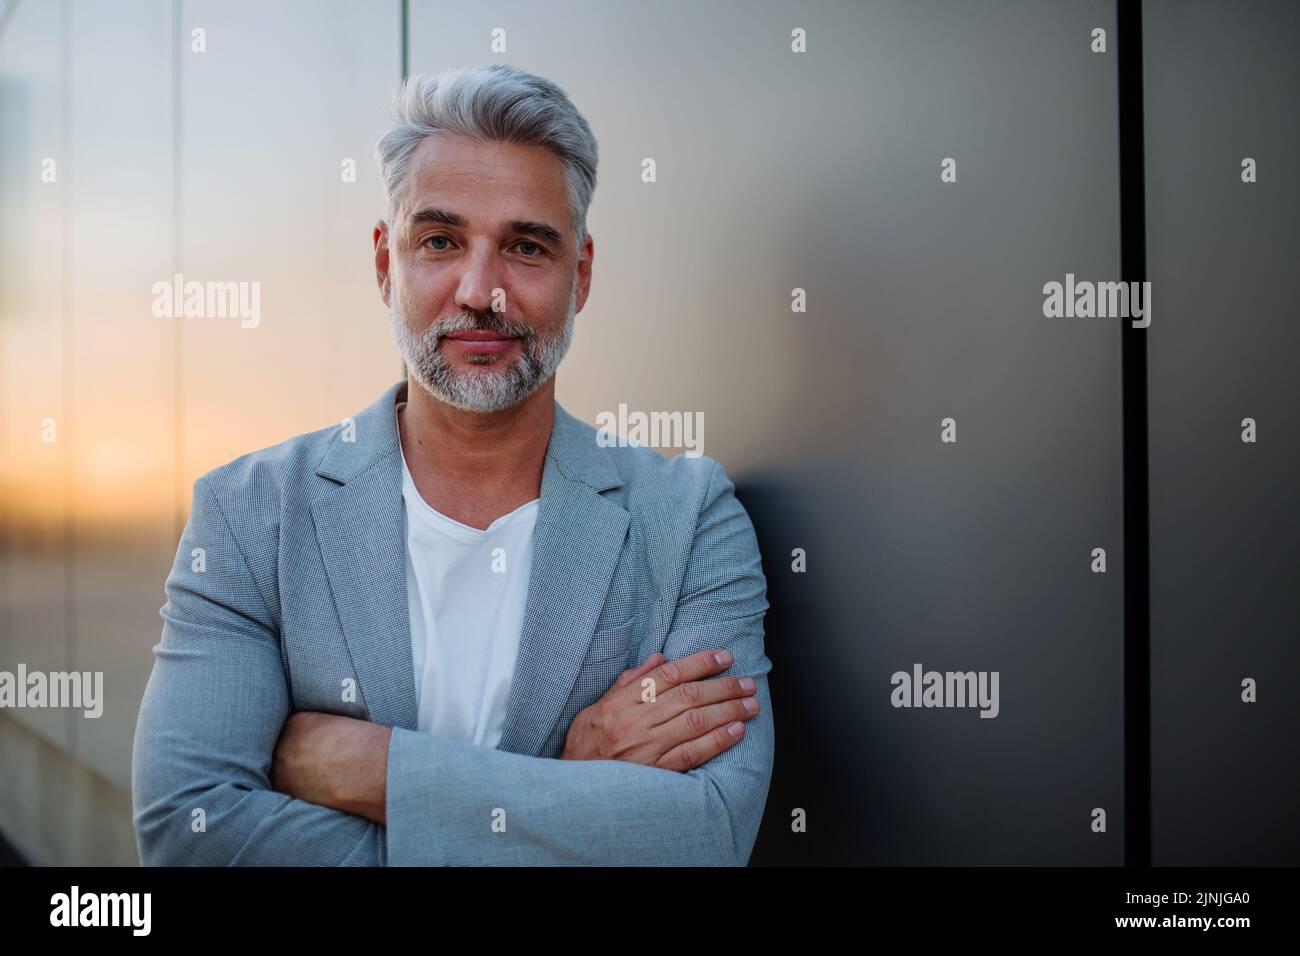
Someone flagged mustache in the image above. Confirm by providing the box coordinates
[426,310,535,342]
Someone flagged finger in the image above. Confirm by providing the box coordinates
[645,673,757,725]
[654,719,748,773]
[642,648,736,698]
[657,696,761,753]
[611,652,666,691]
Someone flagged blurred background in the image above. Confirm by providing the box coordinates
[1,0,1296,866]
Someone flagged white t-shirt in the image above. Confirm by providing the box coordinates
[396,403,540,748]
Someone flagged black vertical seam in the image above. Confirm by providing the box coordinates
[1118,0,1151,869]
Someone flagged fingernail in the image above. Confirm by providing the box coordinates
[739,676,755,691]
[727,721,744,737]
[743,697,759,712]
[714,650,732,665]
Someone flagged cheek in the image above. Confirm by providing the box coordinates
[516,280,570,323]
[396,269,448,316]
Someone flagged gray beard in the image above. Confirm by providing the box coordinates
[388,286,576,413]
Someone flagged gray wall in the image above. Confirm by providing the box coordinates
[1145,0,1300,866]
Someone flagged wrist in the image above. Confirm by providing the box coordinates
[332,722,391,824]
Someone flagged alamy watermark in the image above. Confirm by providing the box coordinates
[1042,273,1151,328]
[151,272,261,328]
[595,403,704,458]
[0,665,103,718]
[890,663,1000,718]
[50,886,150,936]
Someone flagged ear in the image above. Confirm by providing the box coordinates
[572,232,595,315]
[374,219,392,307]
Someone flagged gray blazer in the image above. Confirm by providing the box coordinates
[132,380,774,865]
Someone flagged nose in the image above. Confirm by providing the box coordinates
[453,241,505,316]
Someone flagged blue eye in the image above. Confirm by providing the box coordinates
[425,235,450,250]
[516,241,543,257]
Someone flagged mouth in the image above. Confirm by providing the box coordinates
[443,330,520,354]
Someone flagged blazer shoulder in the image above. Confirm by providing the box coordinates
[194,420,343,509]
[603,439,737,526]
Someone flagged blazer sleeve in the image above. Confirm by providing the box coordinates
[384,458,775,865]
[131,476,386,866]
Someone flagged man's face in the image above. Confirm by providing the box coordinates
[375,132,593,413]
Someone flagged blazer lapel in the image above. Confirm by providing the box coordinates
[495,443,630,757]
[311,380,630,751]
[312,381,418,731]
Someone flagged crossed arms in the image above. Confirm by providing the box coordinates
[131,461,774,866]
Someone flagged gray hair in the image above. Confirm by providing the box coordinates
[375,64,599,248]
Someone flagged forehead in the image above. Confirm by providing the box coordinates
[400,133,569,229]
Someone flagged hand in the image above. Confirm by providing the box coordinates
[270,711,391,824]
[560,648,761,771]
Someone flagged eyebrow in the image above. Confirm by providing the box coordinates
[407,206,564,247]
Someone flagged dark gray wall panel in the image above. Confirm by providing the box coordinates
[1145,0,1300,866]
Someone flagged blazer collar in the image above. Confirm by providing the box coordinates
[314,378,624,495]
[309,379,631,756]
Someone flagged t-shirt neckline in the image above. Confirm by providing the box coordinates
[395,401,540,537]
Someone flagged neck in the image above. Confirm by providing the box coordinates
[397,374,555,503]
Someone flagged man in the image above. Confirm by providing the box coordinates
[132,63,774,866]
